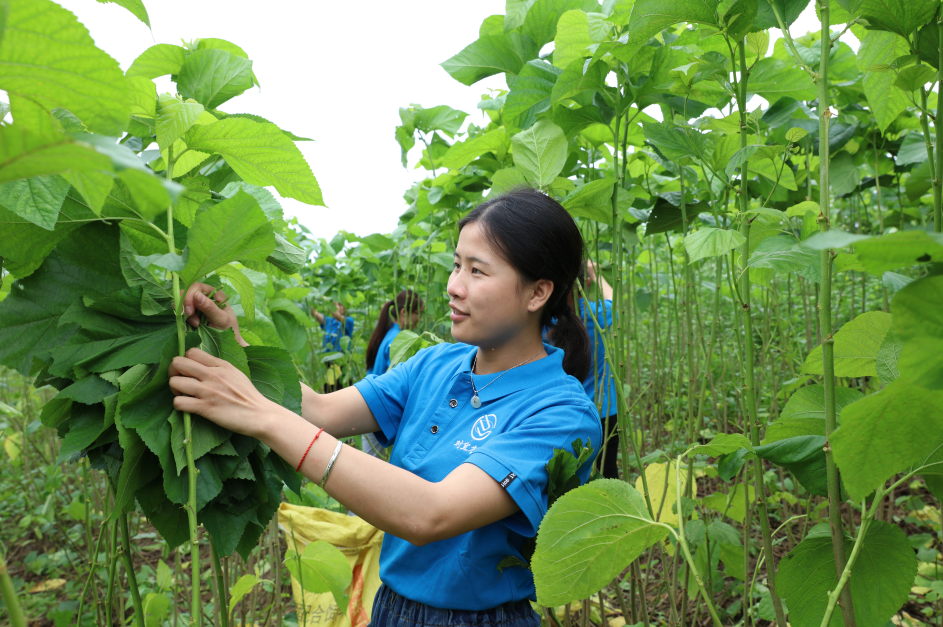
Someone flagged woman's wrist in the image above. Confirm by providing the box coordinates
[249,400,300,441]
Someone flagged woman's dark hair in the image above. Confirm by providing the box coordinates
[366,289,424,370]
[458,188,591,381]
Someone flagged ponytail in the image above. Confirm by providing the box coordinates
[366,300,395,371]
[546,286,592,382]
[365,289,425,371]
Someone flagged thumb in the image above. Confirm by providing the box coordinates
[188,291,226,328]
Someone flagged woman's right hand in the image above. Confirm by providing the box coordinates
[182,282,248,347]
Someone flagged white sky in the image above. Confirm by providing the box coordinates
[61,0,846,241]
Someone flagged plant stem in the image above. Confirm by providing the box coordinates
[210,539,229,627]
[0,554,26,627]
[105,521,120,627]
[165,146,203,627]
[936,14,943,233]
[119,512,145,627]
[816,2,857,624]
[734,37,788,627]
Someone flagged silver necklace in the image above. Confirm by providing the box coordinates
[469,348,543,408]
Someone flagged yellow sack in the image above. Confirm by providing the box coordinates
[278,503,384,627]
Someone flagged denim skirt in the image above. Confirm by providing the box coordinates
[369,583,541,627]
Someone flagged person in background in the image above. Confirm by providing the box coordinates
[311,301,354,353]
[311,301,354,393]
[361,290,424,458]
[579,260,620,479]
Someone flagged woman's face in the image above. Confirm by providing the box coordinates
[447,222,551,348]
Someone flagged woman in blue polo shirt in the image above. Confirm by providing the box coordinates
[168,189,602,626]
[365,289,424,376]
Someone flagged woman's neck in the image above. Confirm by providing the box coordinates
[473,333,547,375]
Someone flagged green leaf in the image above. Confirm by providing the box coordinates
[833,379,943,500]
[0,0,130,135]
[216,265,256,326]
[766,385,863,442]
[724,144,785,177]
[801,311,893,377]
[185,118,324,206]
[851,231,943,275]
[532,479,669,606]
[689,433,754,457]
[859,0,937,39]
[643,120,713,164]
[128,76,157,124]
[199,326,250,377]
[58,375,119,404]
[245,345,303,415]
[753,0,809,30]
[747,57,817,102]
[284,541,353,614]
[554,10,612,70]
[0,175,70,230]
[265,234,306,275]
[893,63,937,91]
[829,152,860,197]
[0,127,113,185]
[127,44,187,79]
[683,228,746,263]
[778,521,916,627]
[177,49,254,110]
[490,167,531,195]
[506,0,538,31]
[136,478,188,549]
[227,574,263,619]
[0,224,126,374]
[625,0,720,54]
[389,330,424,366]
[142,593,170,627]
[747,235,820,280]
[857,31,911,132]
[200,501,257,558]
[156,94,204,153]
[755,436,828,496]
[180,190,275,286]
[169,410,231,477]
[801,229,869,250]
[440,32,539,86]
[505,60,562,129]
[440,129,509,171]
[58,402,112,463]
[893,275,943,390]
[875,331,903,385]
[511,119,568,187]
[562,179,633,223]
[523,0,594,49]
[96,0,150,27]
[111,408,159,520]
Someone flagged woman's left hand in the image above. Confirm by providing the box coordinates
[169,348,276,437]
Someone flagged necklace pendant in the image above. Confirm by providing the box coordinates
[471,395,481,408]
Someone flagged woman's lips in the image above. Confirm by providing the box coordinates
[449,304,469,322]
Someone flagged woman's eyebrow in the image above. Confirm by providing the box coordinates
[453,253,491,265]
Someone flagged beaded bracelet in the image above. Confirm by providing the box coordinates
[296,428,324,472]
[319,441,343,489]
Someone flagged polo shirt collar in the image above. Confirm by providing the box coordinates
[459,342,565,402]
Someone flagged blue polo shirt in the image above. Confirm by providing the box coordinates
[579,299,618,417]
[354,341,601,610]
[321,316,354,352]
[368,323,399,376]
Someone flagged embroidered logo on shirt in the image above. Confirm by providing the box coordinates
[454,439,477,453]
[500,473,517,488]
[471,414,496,440]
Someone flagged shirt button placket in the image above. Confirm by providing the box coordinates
[449,399,458,408]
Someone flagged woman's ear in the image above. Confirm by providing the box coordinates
[526,279,554,313]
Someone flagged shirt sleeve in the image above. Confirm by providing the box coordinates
[465,404,602,537]
[352,356,414,447]
[345,316,354,337]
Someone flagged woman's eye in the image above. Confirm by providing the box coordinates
[471,267,482,275]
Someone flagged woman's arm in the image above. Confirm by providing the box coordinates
[586,260,614,301]
[169,350,519,545]
[181,283,379,437]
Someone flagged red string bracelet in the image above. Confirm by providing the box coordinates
[296,428,324,472]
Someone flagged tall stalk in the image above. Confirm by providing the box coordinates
[816,2,857,624]
[166,147,202,627]
[0,554,26,627]
[733,38,787,627]
[119,511,145,627]
[211,539,229,627]
[936,14,943,233]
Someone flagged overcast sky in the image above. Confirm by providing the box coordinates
[61,0,845,241]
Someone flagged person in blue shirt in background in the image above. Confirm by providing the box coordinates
[365,290,424,377]
[169,189,601,627]
[310,301,355,354]
[578,260,620,479]
[361,290,424,458]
